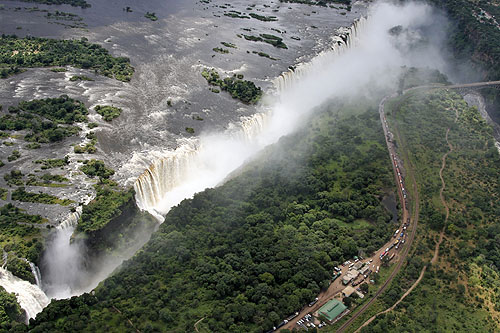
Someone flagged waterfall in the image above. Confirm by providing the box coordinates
[134,142,200,221]
[19,258,43,289]
[0,267,50,322]
[133,110,271,220]
[238,112,268,141]
[57,206,83,230]
[42,205,91,299]
[134,17,368,220]
[28,262,42,289]
[273,17,367,94]
[2,251,7,268]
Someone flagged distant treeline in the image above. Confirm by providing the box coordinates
[424,0,500,118]
[279,0,351,8]
[427,0,499,79]
[6,0,90,8]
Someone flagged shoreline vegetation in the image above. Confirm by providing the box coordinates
[144,12,158,21]
[94,105,122,122]
[0,95,87,145]
[241,33,288,49]
[201,68,262,104]
[280,0,351,7]
[0,35,134,81]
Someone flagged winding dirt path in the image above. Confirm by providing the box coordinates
[356,107,459,332]
[194,317,205,332]
[112,305,142,333]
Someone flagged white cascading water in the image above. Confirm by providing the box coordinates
[134,111,270,220]
[56,206,82,230]
[0,208,83,320]
[133,0,440,219]
[273,20,366,94]
[0,267,49,322]
[29,0,440,315]
[2,251,7,268]
[42,206,87,299]
[134,18,368,219]
[28,262,42,289]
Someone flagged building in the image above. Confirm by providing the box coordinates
[318,299,348,323]
[342,270,359,285]
[360,265,370,276]
[342,286,356,297]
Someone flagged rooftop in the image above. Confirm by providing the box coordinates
[342,286,356,297]
[318,299,347,322]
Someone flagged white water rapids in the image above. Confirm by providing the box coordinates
[134,17,368,220]
[0,268,49,322]
[133,1,448,221]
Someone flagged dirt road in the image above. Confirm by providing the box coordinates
[335,93,420,333]
[354,101,460,332]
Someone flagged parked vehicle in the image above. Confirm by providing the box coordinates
[309,298,319,307]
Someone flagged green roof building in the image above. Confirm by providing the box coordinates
[318,299,347,323]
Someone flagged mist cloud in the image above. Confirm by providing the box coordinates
[44,0,449,301]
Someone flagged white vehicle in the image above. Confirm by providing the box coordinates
[369,259,373,263]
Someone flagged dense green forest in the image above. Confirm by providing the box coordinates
[0,204,45,273]
[0,35,133,81]
[423,0,500,119]
[25,100,396,332]
[74,185,158,258]
[357,89,500,332]
[76,186,135,234]
[426,0,499,80]
[0,287,23,327]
